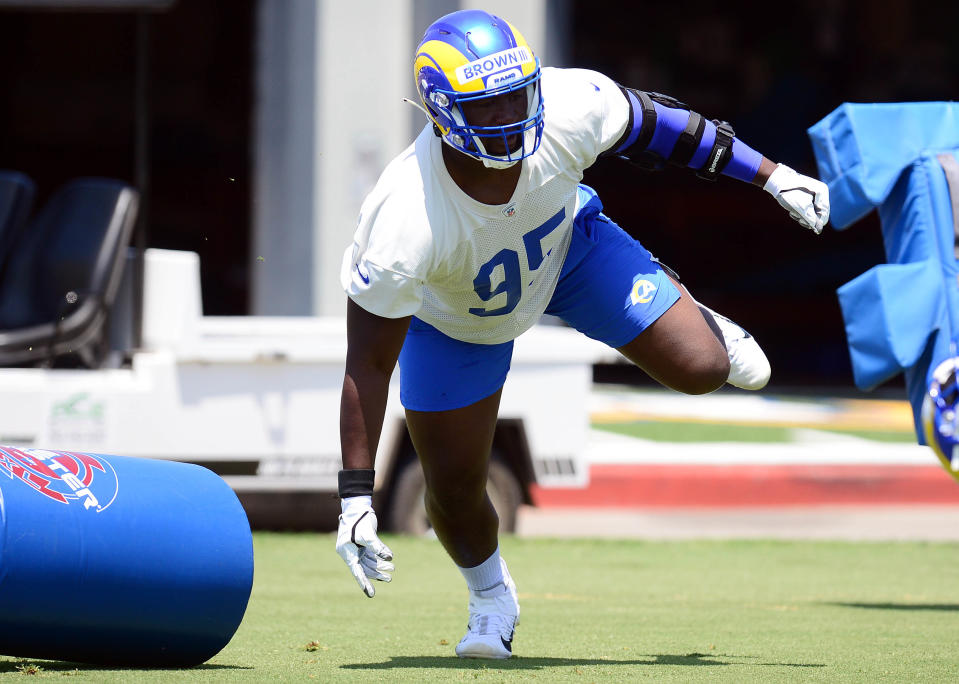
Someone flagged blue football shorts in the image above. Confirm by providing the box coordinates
[399,185,681,411]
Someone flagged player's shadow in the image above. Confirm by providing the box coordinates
[0,660,252,674]
[826,601,959,612]
[343,653,824,670]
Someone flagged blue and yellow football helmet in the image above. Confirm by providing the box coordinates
[413,9,544,168]
[923,357,959,483]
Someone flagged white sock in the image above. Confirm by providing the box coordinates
[457,546,504,594]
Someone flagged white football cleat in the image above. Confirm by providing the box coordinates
[701,305,771,390]
[455,558,520,659]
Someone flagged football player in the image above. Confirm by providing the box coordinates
[336,9,829,659]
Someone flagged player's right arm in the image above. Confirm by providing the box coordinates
[336,298,411,598]
[340,298,411,471]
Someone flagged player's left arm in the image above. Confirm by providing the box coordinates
[602,87,829,234]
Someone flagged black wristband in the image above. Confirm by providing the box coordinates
[338,469,375,498]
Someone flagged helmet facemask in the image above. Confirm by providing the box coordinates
[420,62,544,169]
[413,10,545,169]
[443,71,543,168]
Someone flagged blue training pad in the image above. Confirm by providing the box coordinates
[809,102,959,230]
[809,102,959,442]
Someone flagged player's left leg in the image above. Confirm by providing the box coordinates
[546,185,769,392]
[646,254,769,389]
[612,272,769,392]
[694,298,770,390]
[612,271,729,394]
[623,257,770,390]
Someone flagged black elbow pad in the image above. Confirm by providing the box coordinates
[605,87,661,170]
[608,88,706,172]
[606,86,736,181]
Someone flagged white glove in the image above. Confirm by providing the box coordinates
[763,164,830,234]
[335,495,394,598]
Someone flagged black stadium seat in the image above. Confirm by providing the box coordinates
[0,170,36,270]
[0,177,139,367]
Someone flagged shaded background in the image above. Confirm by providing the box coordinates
[0,1,254,317]
[576,0,957,390]
[0,0,955,389]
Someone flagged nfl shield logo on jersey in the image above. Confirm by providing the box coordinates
[503,204,517,218]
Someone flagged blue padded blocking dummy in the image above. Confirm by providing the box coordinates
[809,102,959,229]
[0,446,254,666]
[808,103,959,440]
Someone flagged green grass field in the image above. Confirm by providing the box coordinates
[3,533,959,682]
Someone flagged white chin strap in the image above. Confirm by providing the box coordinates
[440,135,521,169]
[474,127,536,169]
[481,156,520,170]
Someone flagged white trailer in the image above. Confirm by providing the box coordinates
[0,249,608,532]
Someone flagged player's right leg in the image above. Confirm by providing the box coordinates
[406,395,521,659]
[398,318,520,659]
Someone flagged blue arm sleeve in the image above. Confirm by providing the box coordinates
[611,92,763,183]
[723,139,764,183]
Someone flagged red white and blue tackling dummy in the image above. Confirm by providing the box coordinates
[808,102,959,481]
[0,446,254,666]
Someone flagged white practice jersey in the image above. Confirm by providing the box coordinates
[341,67,630,344]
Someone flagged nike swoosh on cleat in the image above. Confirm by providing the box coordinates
[501,637,512,652]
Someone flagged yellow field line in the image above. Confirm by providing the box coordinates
[591,407,915,433]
